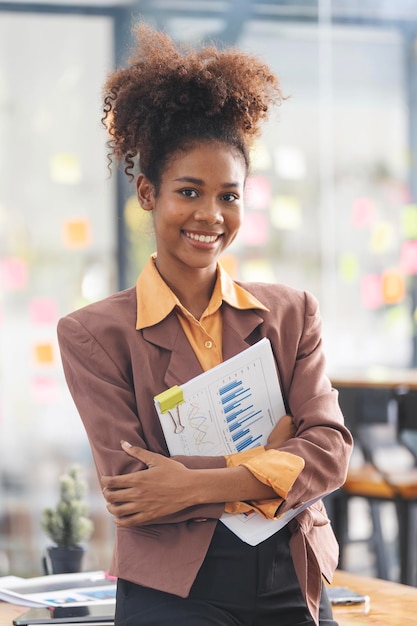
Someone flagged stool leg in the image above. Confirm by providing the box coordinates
[396,500,417,586]
[330,490,349,569]
[369,500,390,580]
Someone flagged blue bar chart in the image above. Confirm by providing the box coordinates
[220,379,264,452]
[155,339,286,457]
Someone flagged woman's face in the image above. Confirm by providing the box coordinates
[137,141,246,276]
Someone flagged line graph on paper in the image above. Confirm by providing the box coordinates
[156,340,286,457]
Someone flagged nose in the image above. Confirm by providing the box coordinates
[194,199,224,225]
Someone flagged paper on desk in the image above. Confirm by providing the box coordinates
[0,570,116,608]
[154,338,322,545]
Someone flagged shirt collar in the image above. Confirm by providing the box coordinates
[136,254,269,330]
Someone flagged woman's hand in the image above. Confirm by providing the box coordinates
[101,441,197,526]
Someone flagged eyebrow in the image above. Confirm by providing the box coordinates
[173,176,239,188]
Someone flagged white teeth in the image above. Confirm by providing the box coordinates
[185,232,218,243]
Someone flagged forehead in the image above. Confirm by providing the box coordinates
[164,141,247,179]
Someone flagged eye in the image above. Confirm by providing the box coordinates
[180,188,198,198]
[221,193,239,203]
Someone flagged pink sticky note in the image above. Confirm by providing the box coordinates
[29,298,58,325]
[0,257,28,290]
[244,176,272,211]
[400,240,417,275]
[351,197,376,229]
[360,274,382,309]
[240,213,269,247]
[31,376,59,404]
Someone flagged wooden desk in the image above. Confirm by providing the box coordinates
[330,367,417,390]
[1,571,417,625]
[0,601,29,625]
[329,569,417,625]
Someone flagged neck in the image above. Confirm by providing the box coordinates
[154,259,217,319]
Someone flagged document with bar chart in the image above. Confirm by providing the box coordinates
[154,338,316,544]
[154,338,286,458]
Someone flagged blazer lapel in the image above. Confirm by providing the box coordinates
[142,313,203,388]
[222,305,265,361]
[142,305,265,388]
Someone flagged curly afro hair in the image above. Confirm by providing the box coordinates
[102,22,283,188]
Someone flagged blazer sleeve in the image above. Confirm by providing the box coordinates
[57,314,225,524]
[268,290,353,514]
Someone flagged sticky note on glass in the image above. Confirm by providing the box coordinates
[0,257,28,290]
[351,197,376,229]
[244,176,272,211]
[360,274,382,309]
[370,221,394,253]
[240,213,269,246]
[382,269,405,304]
[401,204,417,239]
[400,240,417,275]
[271,195,302,231]
[50,153,82,184]
[34,343,54,365]
[31,376,59,404]
[63,218,91,248]
[339,253,359,283]
[30,298,58,325]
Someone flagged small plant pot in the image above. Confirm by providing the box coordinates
[46,545,85,574]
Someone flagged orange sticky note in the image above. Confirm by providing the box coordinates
[382,269,405,304]
[34,343,54,365]
[63,218,91,248]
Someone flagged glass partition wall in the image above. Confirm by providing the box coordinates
[1,0,416,576]
[0,7,117,574]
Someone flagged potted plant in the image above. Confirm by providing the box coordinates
[41,464,94,574]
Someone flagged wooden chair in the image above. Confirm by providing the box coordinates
[331,386,417,585]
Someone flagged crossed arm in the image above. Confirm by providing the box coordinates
[101,415,297,526]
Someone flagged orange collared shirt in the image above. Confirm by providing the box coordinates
[136,254,304,519]
[136,254,268,371]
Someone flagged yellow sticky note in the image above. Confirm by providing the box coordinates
[401,204,417,239]
[270,195,302,230]
[339,253,359,283]
[50,153,82,184]
[369,221,394,253]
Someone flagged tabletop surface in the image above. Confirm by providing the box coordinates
[2,570,417,625]
[330,367,417,389]
[326,570,417,625]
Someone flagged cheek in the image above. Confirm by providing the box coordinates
[233,207,244,230]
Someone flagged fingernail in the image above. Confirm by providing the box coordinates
[120,440,132,448]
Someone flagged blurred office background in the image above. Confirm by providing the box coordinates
[1,0,417,577]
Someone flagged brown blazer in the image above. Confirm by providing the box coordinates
[57,280,352,624]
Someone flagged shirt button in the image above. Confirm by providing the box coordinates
[205,340,213,349]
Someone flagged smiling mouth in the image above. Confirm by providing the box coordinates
[184,231,220,243]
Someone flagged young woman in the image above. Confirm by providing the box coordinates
[57,23,352,626]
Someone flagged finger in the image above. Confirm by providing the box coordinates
[120,440,157,465]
